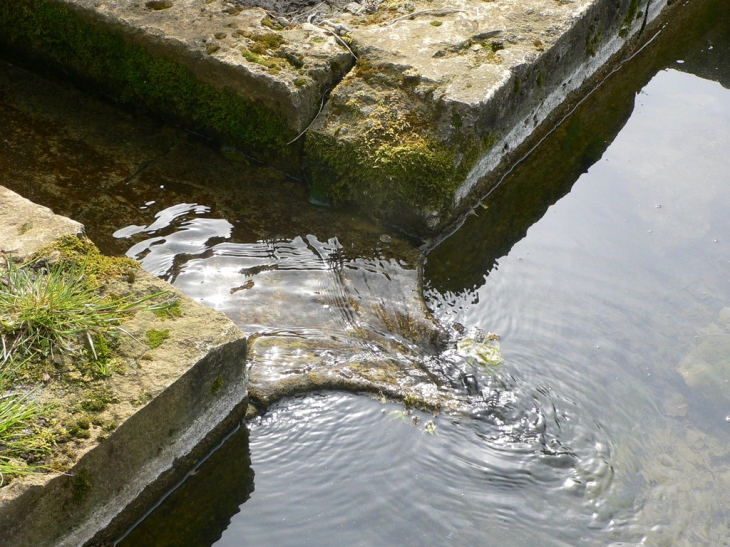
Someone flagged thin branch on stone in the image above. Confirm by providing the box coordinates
[323,28,357,59]
[383,9,467,26]
[287,90,330,146]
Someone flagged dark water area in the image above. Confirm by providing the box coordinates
[120,426,254,547]
[2,0,730,545]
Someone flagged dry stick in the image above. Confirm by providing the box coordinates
[325,28,357,59]
[287,89,330,145]
[384,8,467,26]
[298,1,325,23]
[117,327,145,347]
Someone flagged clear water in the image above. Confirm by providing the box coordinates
[2,0,730,545]
[119,1,730,546]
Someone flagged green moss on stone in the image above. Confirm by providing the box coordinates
[306,130,456,217]
[619,0,641,37]
[0,0,295,162]
[211,374,224,394]
[71,468,92,503]
[145,329,170,349]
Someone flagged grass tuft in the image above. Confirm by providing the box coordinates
[0,254,176,481]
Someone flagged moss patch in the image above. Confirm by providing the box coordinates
[70,468,92,503]
[146,329,170,349]
[0,0,296,162]
[305,83,499,225]
[47,235,138,284]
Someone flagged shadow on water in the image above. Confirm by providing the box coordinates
[426,0,730,295]
[117,426,254,547]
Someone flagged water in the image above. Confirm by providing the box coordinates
[119,0,730,545]
[3,0,730,544]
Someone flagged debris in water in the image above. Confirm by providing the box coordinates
[457,335,503,366]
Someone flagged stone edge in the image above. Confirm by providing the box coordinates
[0,186,249,547]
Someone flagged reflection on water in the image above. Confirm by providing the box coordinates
[144,392,618,547]
[119,425,254,547]
[426,20,730,547]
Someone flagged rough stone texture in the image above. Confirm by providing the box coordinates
[0,187,249,547]
[0,186,85,256]
[0,0,685,232]
[0,0,354,164]
[305,0,676,231]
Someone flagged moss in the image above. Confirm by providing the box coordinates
[145,329,170,349]
[153,299,182,319]
[305,76,496,227]
[305,129,457,218]
[261,16,283,30]
[70,468,92,503]
[619,0,641,37]
[305,99,500,225]
[249,32,285,51]
[294,77,307,86]
[211,375,224,394]
[430,20,442,27]
[241,49,279,70]
[66,419,91,439]
[0,0,296,162]
[586,28,603,57]
[49,235,138,285]
[80,387,117,412]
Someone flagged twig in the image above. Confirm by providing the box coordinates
[320,19,351,34]
[117,327,145,347]
[317,27,357,59]
[383,8,467,26]
[86,331,98,360]
[287,89,330,145]
[298,1,325,23]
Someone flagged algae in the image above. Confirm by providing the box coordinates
[70,468,92,503]
[0,0,296,163]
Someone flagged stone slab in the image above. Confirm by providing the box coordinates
[304,0,679,232]
[0,0,688,234]
[0,186,249,547]
[0,0,354,164]
[0,186,85,258]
